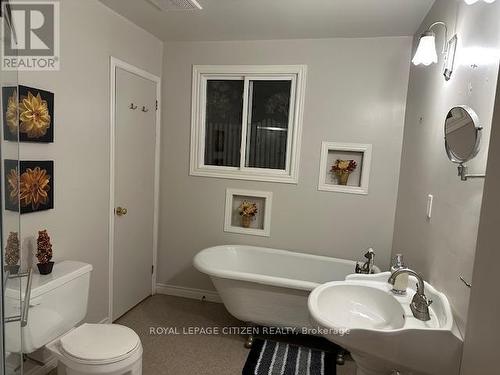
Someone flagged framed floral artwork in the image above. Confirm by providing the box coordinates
[4,160,54,214]
[2,85,54,142]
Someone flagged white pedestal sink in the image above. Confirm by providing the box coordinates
[307,272,463,375]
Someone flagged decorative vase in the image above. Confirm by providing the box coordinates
[241,216,252,228]
[337,172,351,185]
[37,261,54,275]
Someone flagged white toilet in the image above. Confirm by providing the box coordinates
[5,261,142,375]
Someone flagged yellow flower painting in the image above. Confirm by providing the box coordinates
[6,89,18,135]
[3,86,54,142]
[19,91,51,138]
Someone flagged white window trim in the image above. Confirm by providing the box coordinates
[190,65,307,184]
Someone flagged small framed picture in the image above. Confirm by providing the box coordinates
[4,160,54,214]
[318,142,372,195]
[224,188,272,237]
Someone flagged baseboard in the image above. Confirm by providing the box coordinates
[156,283,222,303]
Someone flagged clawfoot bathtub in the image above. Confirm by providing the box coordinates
[194,245,380,330]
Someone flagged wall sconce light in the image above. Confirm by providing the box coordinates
[464,0,496,4]
[412,21,459,81]
[412,21,448,66]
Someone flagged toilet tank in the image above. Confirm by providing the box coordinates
[5,261,93,353]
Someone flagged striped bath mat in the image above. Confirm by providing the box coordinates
[243,339,336,375]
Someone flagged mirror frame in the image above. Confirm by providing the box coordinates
[444,105,482,164]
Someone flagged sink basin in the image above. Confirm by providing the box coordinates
[313,284,405,331]
[308,272,463,375]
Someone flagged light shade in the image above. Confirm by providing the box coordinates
[465,0,497,4]
[412,32,438,66]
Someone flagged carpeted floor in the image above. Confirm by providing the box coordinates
[48,294,356,374]
[116,294,357,375]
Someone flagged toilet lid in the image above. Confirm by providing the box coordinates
[60,324,140,364]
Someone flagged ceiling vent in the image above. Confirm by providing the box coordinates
[148,0,202,11]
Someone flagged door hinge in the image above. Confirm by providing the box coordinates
[151,265,154,274]
[155,100,158,111]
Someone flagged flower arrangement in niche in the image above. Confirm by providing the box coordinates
[331,159,357,186]
[238,200,258,228]
[4,232,20,274]
[36,229,54,275]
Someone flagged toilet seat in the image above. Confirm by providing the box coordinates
[59,323,141,365]
[47,323,143,375]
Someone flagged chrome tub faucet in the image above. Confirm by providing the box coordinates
[355,248,375,274]
[388,268,433,321]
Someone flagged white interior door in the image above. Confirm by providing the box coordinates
[113,67,157,321]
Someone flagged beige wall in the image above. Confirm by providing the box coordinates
[18,0,163,322]
[392,0,500,334]
[460,64,500,375]
[159,37,412,291]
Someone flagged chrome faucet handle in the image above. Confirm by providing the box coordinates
[354,249,376,274]
[354,248,375,274]
[364,248,375,260]
[389,268,432,321]
[410,292,432,321]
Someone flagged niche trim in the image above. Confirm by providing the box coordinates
[318,142,372,195]
[224,188,273,237]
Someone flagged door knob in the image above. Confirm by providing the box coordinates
[115,207,128,216]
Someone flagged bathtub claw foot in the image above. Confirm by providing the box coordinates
[245,334,254,349]
[336,350,346,366]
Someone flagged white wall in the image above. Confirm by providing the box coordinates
[392,0,500,334]
[460,67,500,374]
[159,37,412,291]
[18,0,163,322]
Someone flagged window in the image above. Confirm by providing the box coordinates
[190,65,307,183]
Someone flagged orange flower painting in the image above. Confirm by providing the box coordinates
[4,160,54,214]
[6,167,19,205]
[2,86,19,141]
[20,167,51,210]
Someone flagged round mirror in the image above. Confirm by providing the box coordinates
[444,106,482,164]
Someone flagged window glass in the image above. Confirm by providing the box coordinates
[204,79,244,167]
[245,80,291,170]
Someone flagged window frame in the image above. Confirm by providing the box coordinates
[190,65,307,184]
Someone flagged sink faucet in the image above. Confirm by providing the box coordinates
[388,268,432,321]
[355,248,375,274]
